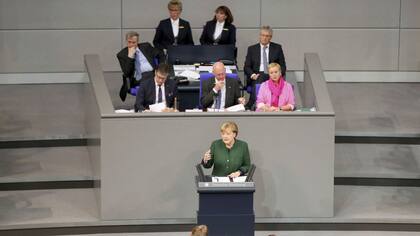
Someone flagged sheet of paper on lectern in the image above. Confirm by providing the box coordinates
[149,102,166,112]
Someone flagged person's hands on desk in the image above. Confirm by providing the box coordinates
[237,97,246,105]
[228,171,241,178]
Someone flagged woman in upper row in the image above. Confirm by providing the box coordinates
[199,5,236,46]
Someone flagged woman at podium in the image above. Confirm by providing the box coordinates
[202,121,250,178]
[256,63,295,112]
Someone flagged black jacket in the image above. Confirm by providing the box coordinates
[153,18,194,50]
[135,78,178,112]
[200,20,236,46]
[243,42,286,86]
[200,77,241,110]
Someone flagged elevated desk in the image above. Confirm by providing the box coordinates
[84,53,335,222]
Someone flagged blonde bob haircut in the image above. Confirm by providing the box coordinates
[191,225,208,236]
[168,0,182,11]
[267,62,282,72]
[220,121,239,136]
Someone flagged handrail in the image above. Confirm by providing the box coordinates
[84,54,114,114]
[303,53,334,113]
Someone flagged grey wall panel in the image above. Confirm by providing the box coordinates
[123,0,260,28]
[122,29,156,46]
[399,30,420,71]
[182,0,260,28]
[401,0,420,28]
[100,115,334,219]
[236,30,261,70]
[0,30,121,73]
[0,0,121,29]
[272,29,399,71]
[262,0,400,28]
[123,0,168,29]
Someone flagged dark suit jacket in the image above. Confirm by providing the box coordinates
[199,20,236,46]
[243,42,286,86]
[134,78,178,112]
[153,18,194,50]
[116,43,164,82]
[200,77,241,110]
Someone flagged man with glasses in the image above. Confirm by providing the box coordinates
[134,63,178,112]
[244,26,287,110]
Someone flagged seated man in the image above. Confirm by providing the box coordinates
[117,31,164,101]
[134,63,178,112]
[244,25,286,110]
[200,62,245,111]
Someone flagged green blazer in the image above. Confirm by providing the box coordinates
[202,139,251,176]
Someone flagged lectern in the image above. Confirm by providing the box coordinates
[196,164,256,236]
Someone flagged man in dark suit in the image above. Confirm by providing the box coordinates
[244,25,287,110]
[135,63,178,112]
[117,31,164,101]
[201,62,245,111]
[153,0,194,51]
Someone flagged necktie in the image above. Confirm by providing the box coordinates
[158,85,163,103]
[263,46,268,74]
[135,50,142,81]
[215,91,222,109]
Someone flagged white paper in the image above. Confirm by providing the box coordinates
[149,102,166,112]
[185,109,203,112]
[173,65,195,71]
[178,70,200,80]
[212,177,231,183]
[198,66,213,72]
[233,176,247,183]
[225,104,245,112]
[206,108,225,112]
[114,109,135,113]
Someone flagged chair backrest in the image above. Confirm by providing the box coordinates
[129,85,140,96]
[255,83,262,97]
[198,73,239,108]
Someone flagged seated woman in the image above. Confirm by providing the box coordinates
[199,6,236,46]
[256,63,295,112]
[202,121,250,178]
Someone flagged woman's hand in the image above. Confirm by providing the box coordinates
[228,171,241,178]
[203,149,211,164]
[269,106,279,112]
[280,105,292,111]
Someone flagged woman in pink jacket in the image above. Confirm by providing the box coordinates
[256,63,295,112]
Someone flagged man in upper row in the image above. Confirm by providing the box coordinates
[153,0,194,51]
[117,31,164,101]
[244,25,287,110]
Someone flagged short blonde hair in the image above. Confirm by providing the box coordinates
[220,121,238,136]
[168,0,182,11]
[191,225,208,236]
[268,62,282,72]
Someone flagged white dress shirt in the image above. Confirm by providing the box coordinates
[212,81,226,109]
[155,82,166,104]
[213,21,225,40]
[259,43,270,72]
[171,18,179,38]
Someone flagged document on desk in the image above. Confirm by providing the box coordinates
[115,109,135,113]
[212,177,231,183]
[178,70,200,80]
[173,65,195,71]
[233,176,247,183]
[149,102,166,112]
[212,176,247,183]
[225,104,245,112]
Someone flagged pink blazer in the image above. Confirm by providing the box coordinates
[256,80,295,111]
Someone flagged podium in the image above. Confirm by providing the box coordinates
[196,165,256,236]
